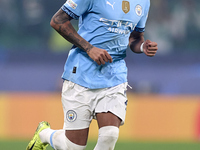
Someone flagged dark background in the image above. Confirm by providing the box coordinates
[0,0,200,94]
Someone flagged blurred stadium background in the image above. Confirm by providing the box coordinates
[0,0,200,149]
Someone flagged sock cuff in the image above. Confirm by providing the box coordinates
[98,126,119,137]
[50,130,57,149]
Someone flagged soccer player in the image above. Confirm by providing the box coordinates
[26,0,158,150]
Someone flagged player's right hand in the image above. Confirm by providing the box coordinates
[87,46,113,65]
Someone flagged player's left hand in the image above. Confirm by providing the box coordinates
[143,39,158,57]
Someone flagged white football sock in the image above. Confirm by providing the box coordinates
[94,126,119,150]
[40,129,86,150]
[39,128,54,144]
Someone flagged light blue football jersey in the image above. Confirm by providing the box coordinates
[61,0,150,89]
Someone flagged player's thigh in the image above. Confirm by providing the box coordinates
[62,80,93,130]
[95,82,128,128]
[96,112,121,128]
[62,80,94,145]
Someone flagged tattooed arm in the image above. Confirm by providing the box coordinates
[50,9,112,65]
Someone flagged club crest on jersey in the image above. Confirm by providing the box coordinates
[135,4,142,16]
[66,0,77,9]
[66,110,77,122]
[122,1,130,14]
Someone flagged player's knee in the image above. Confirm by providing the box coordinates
[99,126,119,141]
[94,126,119,150]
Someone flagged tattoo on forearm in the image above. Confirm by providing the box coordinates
[85,45,94,53]
[56,24,93,52]
[53,9,71,24]
[52,9,93,53]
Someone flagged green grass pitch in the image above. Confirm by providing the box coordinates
[1,140,200,150]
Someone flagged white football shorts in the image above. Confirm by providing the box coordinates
[62,80,128,130]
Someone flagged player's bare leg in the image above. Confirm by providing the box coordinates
[96,112,121,128]
[94,112,121,150]
[65,128,89,146]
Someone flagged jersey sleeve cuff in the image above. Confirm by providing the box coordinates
[61,5,79,20]
[134,27,145,32]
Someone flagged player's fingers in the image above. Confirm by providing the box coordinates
[147,51,157,54]
[105,52,113,63]
[146,48,157,57]
[93,56,101,65]
[96,59,101,65]
[146,52,156,57]
[147,43,158,51]
[147,47,158,52]
[146,50,157,55]
[145,39,152,44]
[148,42,157,47]
[101,53,109,62]
[99,56,105,65]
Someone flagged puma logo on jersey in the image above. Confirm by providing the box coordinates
[106,1,115,10]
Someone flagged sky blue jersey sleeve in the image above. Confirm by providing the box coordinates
[61,0,93,19]
[134,0,150,32]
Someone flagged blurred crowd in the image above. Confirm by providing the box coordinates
[0,0,200,53]
[0,0,63,50]
[146,0,200,54]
